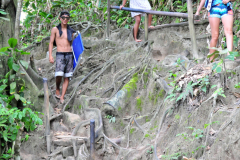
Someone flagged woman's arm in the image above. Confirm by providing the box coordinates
[120,0,127,9]
[195,0,206,15]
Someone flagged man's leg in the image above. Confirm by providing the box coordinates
[60,77,69,102]
[134,15,141,42]
[56,76,62,96]
[148,14,154,28]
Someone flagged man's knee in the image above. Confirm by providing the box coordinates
[135,16,141,23]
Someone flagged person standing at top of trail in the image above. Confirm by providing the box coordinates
[48,10,76,104]
[120,0,154,42]
[195,0,235,61]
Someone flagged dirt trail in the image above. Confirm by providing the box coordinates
[19,21,240,160]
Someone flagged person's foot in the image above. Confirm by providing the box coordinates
[56,89,60,98]
[135,39,142,42]
[148,26,154,29]
[60,98,64,104]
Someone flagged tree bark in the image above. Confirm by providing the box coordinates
[187,0,202,59]
[14,0,23,43]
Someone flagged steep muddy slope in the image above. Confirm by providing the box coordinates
[19,21,240,160]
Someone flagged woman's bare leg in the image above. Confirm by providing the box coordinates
[134,15,141,42]
[209,16,220,61]
[222,15,234,54]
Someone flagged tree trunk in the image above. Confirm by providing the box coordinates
[14,0,23,43]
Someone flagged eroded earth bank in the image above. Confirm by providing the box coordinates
[18,21,240,160]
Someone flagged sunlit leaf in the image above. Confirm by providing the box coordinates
[8,38,17,48]
[10,82,16,90]
[12,63,20,72]
[20,60,28,69]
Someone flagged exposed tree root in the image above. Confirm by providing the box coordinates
[154,106,173,160]
[62,65,103,111]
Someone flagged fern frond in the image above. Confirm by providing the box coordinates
[176,82,193,102]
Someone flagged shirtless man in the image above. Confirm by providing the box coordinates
[49,11,76,104]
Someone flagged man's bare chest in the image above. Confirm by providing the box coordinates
[55,30,68,40]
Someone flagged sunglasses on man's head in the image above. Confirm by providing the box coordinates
[61,17,70,20]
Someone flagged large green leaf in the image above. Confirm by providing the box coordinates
[8,38,17,48]
[12,63,20,72]
[20,60,28,69]
[219,48,228,55]
[21,51,30,55]
[10,82,16,90]
[216,66,222,73]
[0,9,7,15]
[7,57,13,69]
[14,94,20,101]
[0,85,7,92]
[0,47,9,52]
[32,3,36,10]
[39,11,47,18]
[25,1,30,7]
[0,51,9,56]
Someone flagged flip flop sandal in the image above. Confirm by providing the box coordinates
[55,94,61,99]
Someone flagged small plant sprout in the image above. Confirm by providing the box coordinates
[147,145,154,154]
[234,82,240,89]
[104,115,116,123]
[213,88,226,98]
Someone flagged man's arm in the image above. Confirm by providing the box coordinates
[49,27,56,64]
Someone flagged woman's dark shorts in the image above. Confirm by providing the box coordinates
[55,52,73,77]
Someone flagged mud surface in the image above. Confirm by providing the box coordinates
[18,21,240,160]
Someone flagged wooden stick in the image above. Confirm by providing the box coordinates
[43,78,51,154]
[107,0,110,39]
[187,0,200,59]
[144,13,148,41]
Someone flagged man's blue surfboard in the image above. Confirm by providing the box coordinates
[72,32,84,70]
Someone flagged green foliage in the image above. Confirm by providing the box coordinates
[105,115,116,123]
[146,145,154,154]
[0,9,9,21]
[204,121,219,129]
[168,71,177,80]
[145,134,150,138]
[78,105,82,110]
[233,2,240,31]
[143,69,150,84]
[174,114,180,120]
[176,82,193,102]
[208,48,240,74]
[175,2,188,13]
[136,97,142,111]
[145,116,150,122]
[161,152,183,160]
[192,76,210,93]
[213,88,226,98]
[122,72,139,98]
[0,38,43,159]
[234,82,240,89]
[176,126,204,141]
[130,128,135,134]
